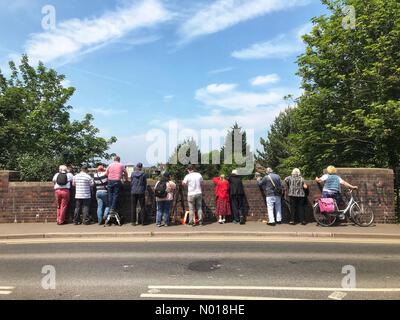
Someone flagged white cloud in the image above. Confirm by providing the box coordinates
[163,95,175,101]
[195,83,291,111]
[178,0,310,43]
[207,67,234,75]
[61,79,72,88]
[232,22,312,60]
[250,74,280,86]
[91,108,128,117]
[22,0,172,65]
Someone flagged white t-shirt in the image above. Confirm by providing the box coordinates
[183,172,203,196]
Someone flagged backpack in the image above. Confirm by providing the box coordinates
[318,198,336,213]
[56,173,68,186]
[155,179,168,198]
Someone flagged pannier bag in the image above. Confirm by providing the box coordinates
[318,198,336,213]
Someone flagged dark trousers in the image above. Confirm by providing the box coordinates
[289,196,305,223]
[73,199,91,224]
[108,180,122,210]
[131,194,146,224]
[231,195,244,222]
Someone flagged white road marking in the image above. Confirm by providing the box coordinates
[148,285,400,292]
[0,286,14,295]
[328,291,347,300]
[140,293,306,300]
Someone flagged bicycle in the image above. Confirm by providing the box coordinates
[313,189,374,227]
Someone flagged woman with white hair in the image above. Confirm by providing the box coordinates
[285,168,308,225]
[52,165,74,225]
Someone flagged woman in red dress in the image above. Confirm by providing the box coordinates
[212,174,232,224]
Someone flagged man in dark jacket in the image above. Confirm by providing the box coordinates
[228,169,245,224]
[130,163,148,225]
[257,167,283,226]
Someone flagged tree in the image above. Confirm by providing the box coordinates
[220,123,254,178]
[166,138,201,181]
[256,108,301,177]
[294,0,400,177]
[0,55,117,181]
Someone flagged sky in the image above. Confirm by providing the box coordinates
[0,0,328,166]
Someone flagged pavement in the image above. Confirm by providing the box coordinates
[0,221,399,241]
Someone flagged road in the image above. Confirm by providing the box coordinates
[1,240,400,300]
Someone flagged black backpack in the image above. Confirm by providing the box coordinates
[154,179,168,198]
[56,172,68,185]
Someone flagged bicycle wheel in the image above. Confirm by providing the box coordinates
[313,203,337,227]
[350,203,374,227]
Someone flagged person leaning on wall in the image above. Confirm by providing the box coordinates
[52,165,74,225]
[284,168,308,225]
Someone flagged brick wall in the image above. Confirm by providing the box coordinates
[0,168,396,224]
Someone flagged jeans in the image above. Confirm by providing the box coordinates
[266,196,282,223]
[156,201,172,225]
[55,189,70,224]
[73,198,91,224]
[230,195,244,222]
[188,194,203,224]
[96,190,110,224]
[131,194,146,224]
[108,180,122,210]
[289,196,305,223]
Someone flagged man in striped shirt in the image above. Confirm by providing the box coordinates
[72,165,94,225]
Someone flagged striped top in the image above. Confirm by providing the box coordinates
[94,172,108,192]
[73,172,94,199]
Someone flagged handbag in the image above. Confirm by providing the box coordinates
[318,198,336,213]
[267,174,283,196]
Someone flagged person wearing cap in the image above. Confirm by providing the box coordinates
[94,165,110,225]
[106,156,128,214]
[130,162,148,225]
[212,174,231,224]
[72,165,94,225]
[52,165,74,225]
[228,169,245,224]
[155,172,176,227]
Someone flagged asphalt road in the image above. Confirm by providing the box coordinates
[1,240,400,300]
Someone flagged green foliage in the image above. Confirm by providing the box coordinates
[166,124,254,180]
[0,55,117,181]
[258,0,400,181]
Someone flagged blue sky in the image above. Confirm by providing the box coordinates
[0,0,328,166]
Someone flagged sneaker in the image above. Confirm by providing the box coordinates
[301,221,307,225]
[233,220,239,224]
[277,221,282,225]
[156,224,162,227]
[73,221,81,225]
[218,220,223,224]
[289,221,295,225]
[164,224,169,227]
[267,222,276,227]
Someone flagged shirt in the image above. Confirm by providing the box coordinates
[183,172,203,196]
[73,172,94,199]
[258,173,283,197]
[52,172,74,190]
[155,180,176,201]
[94,172,108,192]
[106,162,125,181]
[285,175,305,197]
[320,174,343,193]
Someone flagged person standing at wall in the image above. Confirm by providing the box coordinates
[182,165,204,226]
[52,165,74,225]
[130,163,148,225]
[155,172,176,227]
[257,167,283,226]
[94,165,110,225]
[228,169,246,224]
[106,156,127,215]
[285,168,308,225]
[212,174,231,224]
[72,165,94,225]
